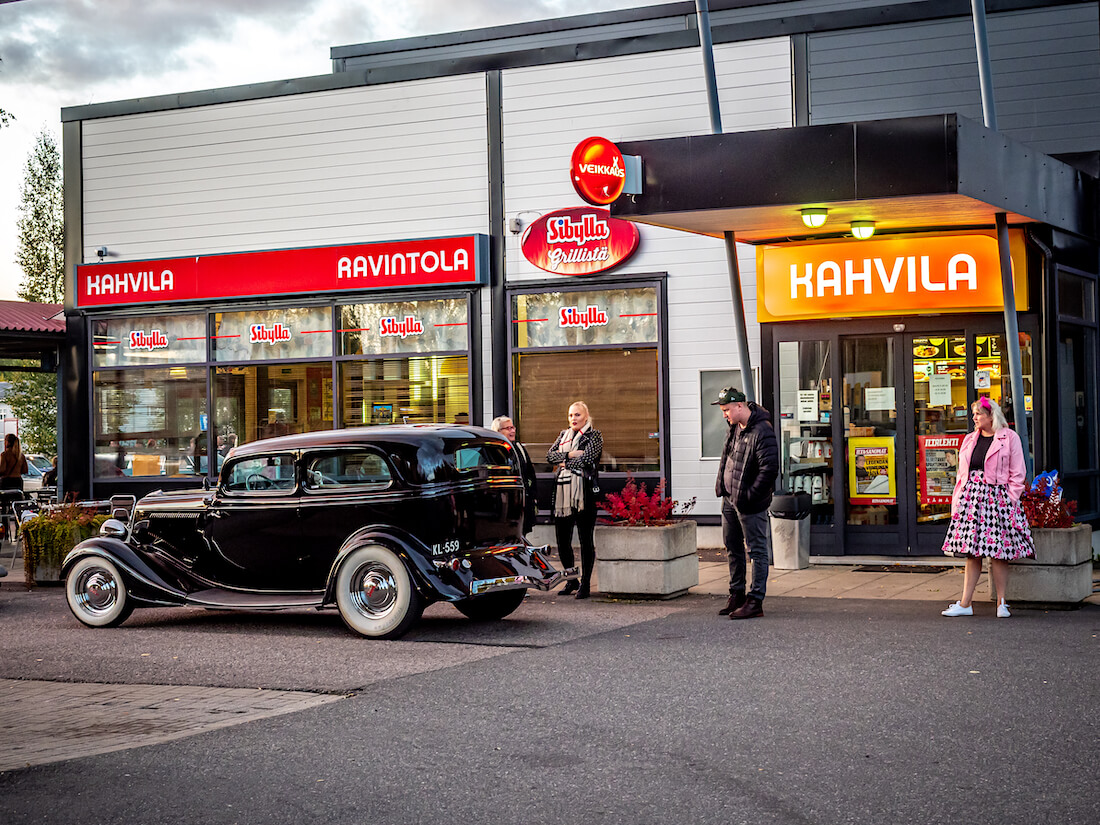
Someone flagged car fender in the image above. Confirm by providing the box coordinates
[323,525,465,605]
[62,537,190,607]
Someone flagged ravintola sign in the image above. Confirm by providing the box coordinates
[521,207,640,276]
[756,231,1028,322]
[76,235,488,308]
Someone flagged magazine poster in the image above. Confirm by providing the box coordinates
[848,436,896,504]
[919,434,964,504]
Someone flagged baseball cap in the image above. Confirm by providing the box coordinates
[711,387,747,405]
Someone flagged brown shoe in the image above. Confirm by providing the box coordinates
[729,598,763,620]
[718,593,746,616]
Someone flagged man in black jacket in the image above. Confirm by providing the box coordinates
[713,387,779,620]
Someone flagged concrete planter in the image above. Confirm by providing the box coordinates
[595,520,699,599]
[1003,524,1093,604]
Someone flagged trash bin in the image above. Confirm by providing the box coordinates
[769,491,811,570]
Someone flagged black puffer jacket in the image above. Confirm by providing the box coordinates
[715,403,779,514]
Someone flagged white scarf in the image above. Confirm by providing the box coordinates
[554,422,591,517]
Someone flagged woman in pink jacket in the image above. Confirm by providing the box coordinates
[941,396,1034,618]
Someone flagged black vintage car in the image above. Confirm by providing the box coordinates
[62,425,576,639]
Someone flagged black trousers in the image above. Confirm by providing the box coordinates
[554,507,597,583]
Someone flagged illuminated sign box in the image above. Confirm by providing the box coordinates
[756,231,1028,322]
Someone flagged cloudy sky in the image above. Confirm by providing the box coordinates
[0,0,670,300]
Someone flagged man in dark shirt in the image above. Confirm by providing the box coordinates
[713,387,779,620]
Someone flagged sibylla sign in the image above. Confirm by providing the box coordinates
[521,207,639,276]
[756,231,1028,322]
[75,235,489,309]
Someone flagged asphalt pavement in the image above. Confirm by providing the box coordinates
[1,563,1098,825]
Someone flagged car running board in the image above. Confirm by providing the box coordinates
[185,588,325,610]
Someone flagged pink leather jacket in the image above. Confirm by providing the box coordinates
[951,427,1027,515]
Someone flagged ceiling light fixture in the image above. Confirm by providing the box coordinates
[800,208,828,228]
[851,221,876,240]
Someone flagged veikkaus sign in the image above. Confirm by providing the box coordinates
[570,136,627,205]
[76,235,489,308]
[521,207,639,276]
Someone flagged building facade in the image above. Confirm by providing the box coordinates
[61,0,1099,556]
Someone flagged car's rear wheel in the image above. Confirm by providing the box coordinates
[454,589,526,621]
[335,544,422,639]
[66,556,134,628]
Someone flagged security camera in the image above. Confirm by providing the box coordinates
[96,246,108,258]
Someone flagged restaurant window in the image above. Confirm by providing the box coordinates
[337,296,471,427]
[212,306,333,361]
[92,313,207,367]
[511,285,661,474]
[214,364,334,448]
[93,366,207,478]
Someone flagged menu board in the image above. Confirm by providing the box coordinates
[919,434,964,504]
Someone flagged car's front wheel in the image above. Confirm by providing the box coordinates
[66,556,134,628]
[454,589,526,621]
[335,544,422,639]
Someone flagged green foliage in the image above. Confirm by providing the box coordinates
[21,505,108,585]
[16,128,64,303]
[5,371,57,454]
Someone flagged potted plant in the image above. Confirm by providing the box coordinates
[21,501,108,586]
[1006,471,1092,603]
[595,475,698,599]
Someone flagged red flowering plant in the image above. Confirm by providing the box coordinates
[1019,471,1077,528]
[599,474,696,526]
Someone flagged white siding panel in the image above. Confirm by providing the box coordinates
[503,38,790,514]
[82,75,490,261]
[809,4,1100,155]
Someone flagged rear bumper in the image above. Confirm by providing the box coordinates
[466,544,579,597]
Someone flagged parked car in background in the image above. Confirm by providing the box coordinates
[27,454,53,473]
[62,425,576,639]
[21,460,43,492]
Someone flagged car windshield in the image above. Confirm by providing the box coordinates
[28,455,52,472]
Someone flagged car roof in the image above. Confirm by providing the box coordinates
[226,424,508,460]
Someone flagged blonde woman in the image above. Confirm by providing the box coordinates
[941,397,1034,618]
[546,401,603,599]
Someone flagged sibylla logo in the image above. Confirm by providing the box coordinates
[379,316,424,339]
[559,306,609,330]
[250,323,292,345]
[129,330,169,350]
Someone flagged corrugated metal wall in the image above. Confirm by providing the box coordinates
[81,75,490,262]
[807,3,1100,155]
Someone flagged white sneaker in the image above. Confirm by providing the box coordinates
[941,602,973,617]
[997,602,1011,618]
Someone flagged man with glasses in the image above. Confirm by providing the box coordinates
[491,416,538,536]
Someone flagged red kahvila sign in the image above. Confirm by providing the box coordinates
[570,137,626,205]
[521,207,639,276]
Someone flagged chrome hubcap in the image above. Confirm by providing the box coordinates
[350,562,398,618]
[75,568,119,616]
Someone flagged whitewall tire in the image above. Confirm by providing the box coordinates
[335,544,422,639]
[65,556,134,628]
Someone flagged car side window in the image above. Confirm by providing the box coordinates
[223,454,297,494]
[303,450,393,492]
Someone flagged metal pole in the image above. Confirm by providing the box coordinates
[970,0,998,131]
[973,4,1029,473]
[695,0,723,135]
[696,0,755,400]
[996,212,1032,478]
[723,230,756,401]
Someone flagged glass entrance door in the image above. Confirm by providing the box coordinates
[842,336,907,553]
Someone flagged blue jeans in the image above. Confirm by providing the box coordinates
[721,501,770,602]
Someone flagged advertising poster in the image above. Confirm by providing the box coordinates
[848,437,896,504]
[919,434,964,504]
